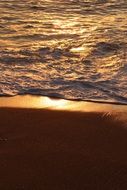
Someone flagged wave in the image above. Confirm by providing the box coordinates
[0,0,127,105]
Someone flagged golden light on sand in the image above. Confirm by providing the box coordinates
[0,95,127,114]
[0,95,70,109]
[41,97,68,109]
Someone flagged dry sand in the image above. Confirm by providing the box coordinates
[0,95,127,190]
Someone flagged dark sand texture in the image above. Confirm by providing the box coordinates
[0,97,127,189]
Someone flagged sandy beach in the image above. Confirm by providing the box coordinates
[1,0,127,189]
[0,95,127,189]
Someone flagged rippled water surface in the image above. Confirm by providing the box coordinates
[0,0,127,103]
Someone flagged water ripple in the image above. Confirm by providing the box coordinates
[0,0,127,103]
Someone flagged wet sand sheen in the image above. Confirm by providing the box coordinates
[0,95,127,189]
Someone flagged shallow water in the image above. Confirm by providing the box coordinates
[0,0,127,103]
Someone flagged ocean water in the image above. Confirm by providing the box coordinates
[0,0,127,103]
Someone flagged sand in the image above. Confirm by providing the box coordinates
[0,95,127,190]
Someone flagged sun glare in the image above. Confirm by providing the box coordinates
[41,97,68,109]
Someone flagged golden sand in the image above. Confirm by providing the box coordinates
[0,95,127,189]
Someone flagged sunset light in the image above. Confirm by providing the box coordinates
[0,1,127,189]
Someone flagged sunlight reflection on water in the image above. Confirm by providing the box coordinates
[0,0,127,103]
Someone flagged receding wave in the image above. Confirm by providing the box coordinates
[0,0,127,104]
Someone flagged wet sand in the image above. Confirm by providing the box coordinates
[0,96,127,189]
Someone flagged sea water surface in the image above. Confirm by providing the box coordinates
[0,0,127,103]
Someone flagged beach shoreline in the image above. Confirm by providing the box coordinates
[0,94,127,111]
[0,95,127,189]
